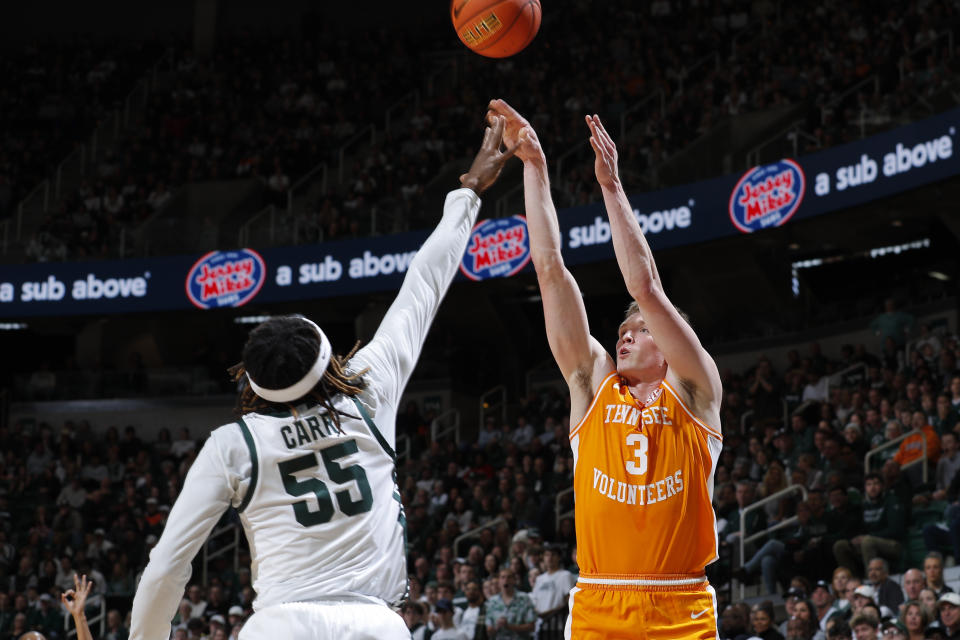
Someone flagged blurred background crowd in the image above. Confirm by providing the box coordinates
[3,313,960,639]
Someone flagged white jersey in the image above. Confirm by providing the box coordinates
[130,189,482,640]
[236,392,406,607]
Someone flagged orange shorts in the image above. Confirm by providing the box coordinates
[566,574,718,640]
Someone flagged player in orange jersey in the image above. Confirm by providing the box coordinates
[487,98,724,639]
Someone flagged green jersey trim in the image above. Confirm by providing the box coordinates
[351,397,396,461]
[236,418,259,513]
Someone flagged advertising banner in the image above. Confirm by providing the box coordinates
[2,107,958,318]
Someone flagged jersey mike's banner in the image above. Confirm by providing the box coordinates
[459,216,531,281]
[185,249,267,309]
[557,105,959,265]
[2,107,959,318]
[728,159,806,233]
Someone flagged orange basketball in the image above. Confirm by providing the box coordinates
[451,0,541,58]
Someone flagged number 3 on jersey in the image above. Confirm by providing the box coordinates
[625,433,649,475]
[278,439,373,527]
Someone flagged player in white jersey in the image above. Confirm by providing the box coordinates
[129,115,516,640]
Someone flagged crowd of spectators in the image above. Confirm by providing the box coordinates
[0,39,162,227]
[1,310,959,638]
[18,0,960,262]
[26,28,425,262]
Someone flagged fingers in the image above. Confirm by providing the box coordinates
[488,98,527,124]
[591,114,610,139]
[586,115,617,162]
[487,115,506,149]
[488,98,514,117]
[588,136,601,155]
[480,124,494,150]
[591,114,616,151]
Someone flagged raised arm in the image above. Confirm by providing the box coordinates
[488,100,612,415]
[587,114,721,418]
[352,117,515,430]
[61,574,94,640]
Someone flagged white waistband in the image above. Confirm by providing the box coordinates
[262,594,387,610]
[577,576,706,586]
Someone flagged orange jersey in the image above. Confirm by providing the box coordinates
[893,424,940,466]
[569,373,722,577]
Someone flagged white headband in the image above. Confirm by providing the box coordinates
[246,317,332,403]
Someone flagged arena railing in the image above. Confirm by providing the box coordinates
[431,408,461,445]
[863,429,928,484]
[238,204,279,248]
[745,73,881,168]
[494,182,525,218]
[63,596,105,638]
[11,49,174,252]
[743,118,809,168]
[539,609,567,640]
[828,363,867,394]
[479,385,508,433]
[740,409,755,435]
[270,85,425,244]
[384,90,421,134]
[820,74,881,127]
[202,522,242,586]
[899,31,955,85]
[737,483,809,601]
[554,486,574,534]
[675,51,721,96]
[337,124,377,185]
[548,87,668,187]
[454,516,508,557]
[735,402,789,435]
[287,163,329,220]
[617,90,667,145]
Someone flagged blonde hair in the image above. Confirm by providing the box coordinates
[623,300,691,326]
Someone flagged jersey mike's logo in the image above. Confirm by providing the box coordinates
[728,159,805,233]
[186,249,266,309]
[460,216,531,281]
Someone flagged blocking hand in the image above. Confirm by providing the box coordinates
[487,99,544,164]
[459,114,517,194]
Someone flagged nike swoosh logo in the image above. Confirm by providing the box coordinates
[691,608,710,619]
[453,0,468,18]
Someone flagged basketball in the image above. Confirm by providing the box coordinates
[451,0,541,58]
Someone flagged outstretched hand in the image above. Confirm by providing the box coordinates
[487,99,545,164]
[586,114,620,189]
[61,573,92,618]
[459,114,517,195]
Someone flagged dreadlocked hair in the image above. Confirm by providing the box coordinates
[228,316,368,429]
